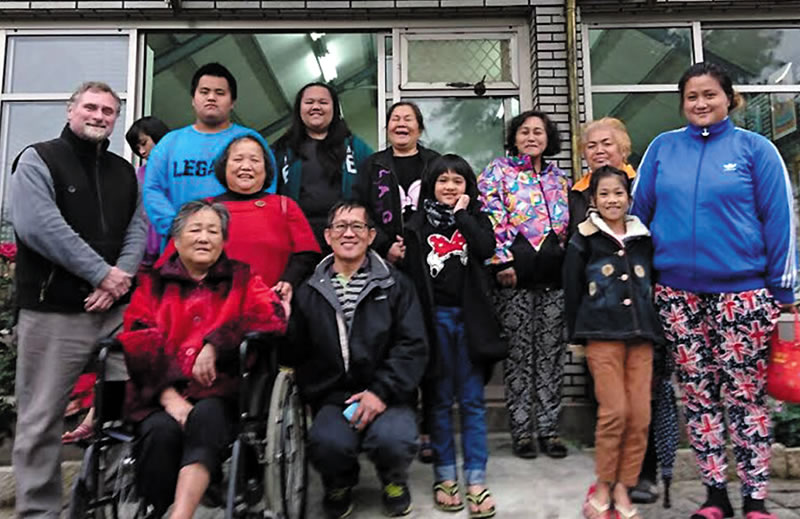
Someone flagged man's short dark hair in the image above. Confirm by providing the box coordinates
[191,62,238,101]
[326,201,374,228]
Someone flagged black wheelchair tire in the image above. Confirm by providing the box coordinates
[68,444,100,519]
[110,442,145,519]
[265,369,308,519]
[67,476,94,519]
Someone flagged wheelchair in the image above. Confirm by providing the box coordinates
[67,332,308,519]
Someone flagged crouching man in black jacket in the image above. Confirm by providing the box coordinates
[291,201,428,519]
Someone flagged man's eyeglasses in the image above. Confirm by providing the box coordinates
[329,221,370,235]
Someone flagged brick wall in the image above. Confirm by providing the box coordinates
[578,0,794,15]
[529,1,591,402]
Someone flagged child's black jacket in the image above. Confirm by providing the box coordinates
[402,208,507,379]
[563,212,664,345]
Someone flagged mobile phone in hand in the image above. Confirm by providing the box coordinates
[343,401,360,426]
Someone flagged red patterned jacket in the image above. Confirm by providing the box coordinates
[120,251,287,422]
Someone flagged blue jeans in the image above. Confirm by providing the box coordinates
[431,306,488,485]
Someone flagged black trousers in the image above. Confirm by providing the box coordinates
[308,404,418,489]
[134,398,234,516]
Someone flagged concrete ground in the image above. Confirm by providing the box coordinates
[1,434,799,518]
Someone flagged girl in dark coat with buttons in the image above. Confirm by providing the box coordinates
[563,166,662,519]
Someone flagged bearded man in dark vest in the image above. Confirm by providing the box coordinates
[9,81,146,518]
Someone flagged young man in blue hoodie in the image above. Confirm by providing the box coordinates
[143,62,276,243]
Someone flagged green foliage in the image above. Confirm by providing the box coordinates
[773,403,800,448]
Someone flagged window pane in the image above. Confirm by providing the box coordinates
[407,38,512,84]
[732,92,800,203]
[589,28,692,85]
[592,92,683,167]
[4,36,129,93]
[0,101,127,239]
[406,97,512,172]
[703,28,800,85]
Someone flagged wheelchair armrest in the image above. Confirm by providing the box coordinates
[239,332,281,375]
[94,337,125,427]
[95,338,123,385]
[238,332,281,420]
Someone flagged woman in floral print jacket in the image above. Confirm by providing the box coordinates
[477,109,571,460]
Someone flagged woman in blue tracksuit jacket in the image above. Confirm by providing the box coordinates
[632,62,796,519]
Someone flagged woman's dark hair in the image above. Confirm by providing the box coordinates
[213,135,274,192]
[423,154,481,212]
[678,62,741,112]
[191,62,238,101]
[274,82,352,181]
[588,165,632,200]
[125,116,170,158]
[386,101,425,132]
[506,109,561,157]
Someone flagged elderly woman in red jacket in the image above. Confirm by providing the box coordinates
[119,200,289,519]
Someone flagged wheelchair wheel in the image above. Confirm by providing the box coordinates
[68,443,101,519]
[264,369,308,519]
[68,439,147,519]
[67,443,111,519]
[225,437,265,519]
[110,442,145,519]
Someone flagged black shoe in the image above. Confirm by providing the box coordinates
[511,437,537,459]
[382,482,412,517]
[538,436,568,459]
[629,478,659,504]
[323,487,353,519]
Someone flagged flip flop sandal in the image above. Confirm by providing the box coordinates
[62,423,93,444]
[433,482,464,512]
[691,506,725,519]
[466,488,496,519]
[583,485,613,519]
[615,504,642,519]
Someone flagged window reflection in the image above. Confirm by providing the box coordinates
[703,28,800,85]
[591,92,683,167]
[733,93,800,202]
[144,32,379,150]
[589,28,692,85]
[405,97,514,172]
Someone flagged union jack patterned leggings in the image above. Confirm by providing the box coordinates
[654,285,780,499]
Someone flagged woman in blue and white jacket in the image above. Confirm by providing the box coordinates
[632,62,796,519]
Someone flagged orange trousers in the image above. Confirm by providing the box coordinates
[585,340,653,487]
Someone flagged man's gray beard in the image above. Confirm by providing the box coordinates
[81,124,111,142]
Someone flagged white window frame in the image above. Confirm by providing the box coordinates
[582,20,800,123]
[581,21,696,121]
[0,17,533,172]
[0,28,138,157]
[399,29,520,91]
[0,28,137,232]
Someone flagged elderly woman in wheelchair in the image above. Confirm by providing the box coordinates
[118,199,289,519]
